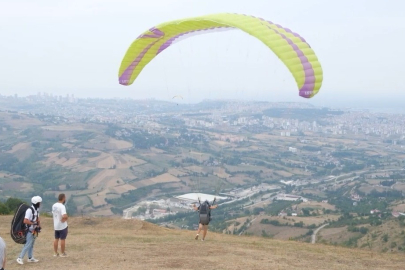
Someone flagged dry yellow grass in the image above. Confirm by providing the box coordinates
[255,215,340,227]
[185,165,204,174]
[134,173,181,188]
[87,170,116,190]
[359,185,385,194]
[226,216,251,232]
[2,216,403,269]
[366,179,383,185]
[247,217,310,240]
[187,151,210,161]
[1,182,33,192]
[134,179,155,187]
[319,227,359,244]
[365,151,382,156]
[108,138,133,149]
[168,168,187,177]
[62,158,79,167]
[43,153,79,168]
[111,184,137,194]
[357,220,405,252]
[253,134,298,143]
[61,143,73,148]
[213,140,230,146]
[43,153,64,165]
[7,142,31,153]
[299,201,336,211]
[41,125,85,131]
[124,154,146,164]
[0,172,9,178]
[149,173,180,184]
[391,203,405,212]
[300,189,327,197]
[7,142,33,160]
[87,152,109,164]
[96,155,116,169]
[88,191,108,207]
[91,207,114,216]
[228,175,254,185]
[213,167,231,179]
[275,170,293,177]
[319,227,347,238]
[289,215,340,226]
[150,147,165,153]
[98,175,120,191]
[119,154,146,168]
[290,168,311,175]
[44,152,59,159]
[393,183,405,193]
[1,113,43,128]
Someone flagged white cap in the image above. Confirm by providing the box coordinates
[31,196,42,204]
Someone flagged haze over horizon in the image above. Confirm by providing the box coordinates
[1,0,404,110]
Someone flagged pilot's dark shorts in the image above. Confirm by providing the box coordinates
[54,227,68,240]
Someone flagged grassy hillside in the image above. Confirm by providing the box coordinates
[1,216,403,270]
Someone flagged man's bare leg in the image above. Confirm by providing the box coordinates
[54,239,59,254]
[195,223,203,240]
[202,225,208,240]
[61,239,65,254]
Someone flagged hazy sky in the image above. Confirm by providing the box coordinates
[1,0,404,109]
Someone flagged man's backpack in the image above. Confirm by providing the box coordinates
[199,201,211,225]
[11,203,35,244]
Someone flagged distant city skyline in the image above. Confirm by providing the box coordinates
[4,91,405,115]
[1,0,404,110]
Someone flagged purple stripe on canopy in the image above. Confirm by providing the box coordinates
[257,17,308,45]
[249,15,314,98]
[139,27,165,39]
[266,26,315,98]
[275,24,307,44]
[119,39,162,85]
[120,27,166,85]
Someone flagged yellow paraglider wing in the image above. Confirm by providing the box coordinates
[119,13,322,98]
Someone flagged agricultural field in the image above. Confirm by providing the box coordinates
[298,201,336,211]
[247,219,309,240]
[1,103,405,250]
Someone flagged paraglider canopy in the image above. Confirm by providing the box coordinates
[172,95,183,105]
[118,13,323,98]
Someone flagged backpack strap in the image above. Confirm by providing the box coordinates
[29,207,36,223]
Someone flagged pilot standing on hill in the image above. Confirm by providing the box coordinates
[52,193,69,257]
[16,196,42,265]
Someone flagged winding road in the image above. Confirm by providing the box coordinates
[311,223,329,244]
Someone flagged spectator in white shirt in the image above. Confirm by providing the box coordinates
[52,194,68,257]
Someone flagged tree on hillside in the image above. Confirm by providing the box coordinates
[0,197,26,214]
[0,203,9,215]
[6,197,26,211]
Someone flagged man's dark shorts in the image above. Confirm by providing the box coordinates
[54,227,68,240]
